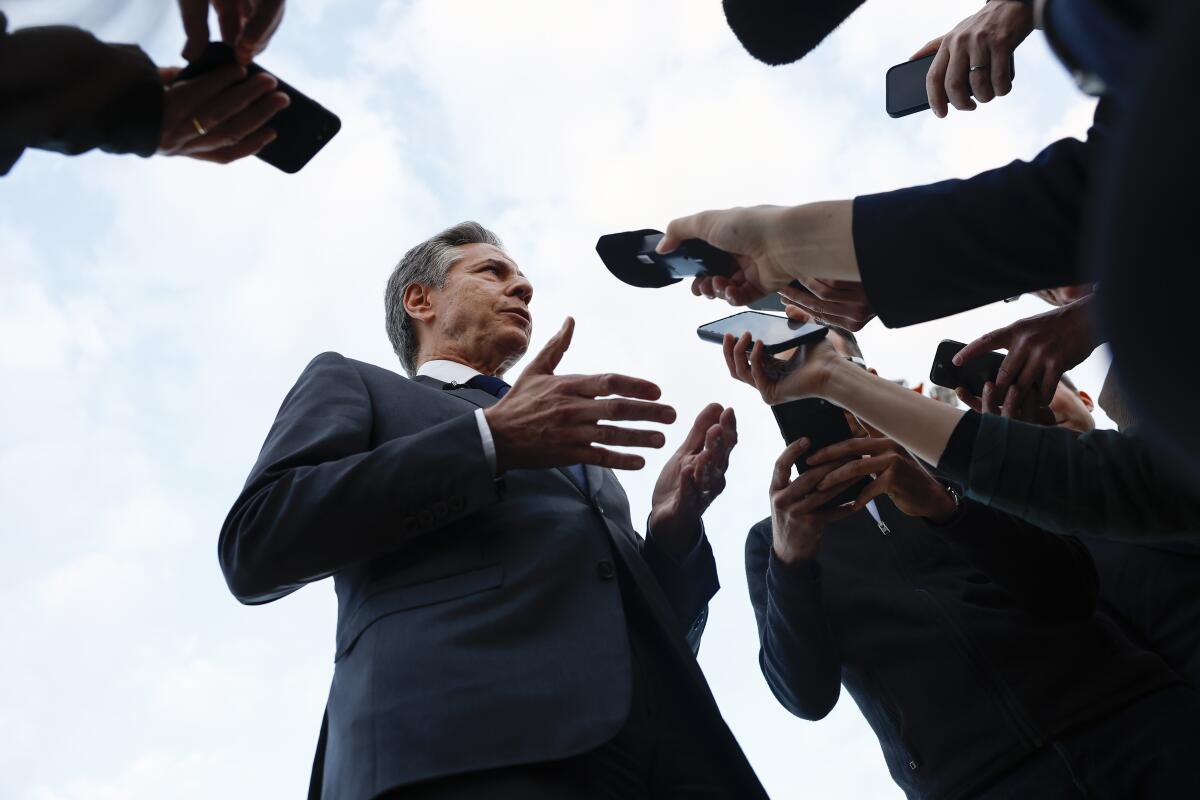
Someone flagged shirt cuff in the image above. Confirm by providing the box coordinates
[937,410,982,484]
[474,408,497,476]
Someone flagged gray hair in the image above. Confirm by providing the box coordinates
[384,221,504,376]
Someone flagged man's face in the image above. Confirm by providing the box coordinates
[420,243,534,375]
[1049,381,1095,434]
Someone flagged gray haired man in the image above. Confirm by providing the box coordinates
[219,222,768,799]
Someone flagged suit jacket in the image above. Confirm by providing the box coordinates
[218,352,757,800]
[0,13,161,175]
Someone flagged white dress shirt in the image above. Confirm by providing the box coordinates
[417,359,499,474]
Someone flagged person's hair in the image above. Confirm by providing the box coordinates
[828,325,863,359]
[384,221,504,376]
[1060,373,1078,393]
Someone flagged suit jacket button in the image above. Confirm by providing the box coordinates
[596,560,616,581]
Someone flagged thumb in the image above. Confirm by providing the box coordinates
[658,211,710,254]
[953,327,1006,366]
[526,316,574,375]
[910,36,943,61]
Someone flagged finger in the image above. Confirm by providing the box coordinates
[658,211,712,254]
[953,328,1007,366]
[851,478,891,511]
[570,446,646,471]
[814,501,859,528]
[748,339,773,394]
[783,303,813,324]
[817,455,892,490]
[178,0,212,61]
[772,437,811,492]
[570,373,662,401]
[186,89,288,153]
[800,277,867,304]
[981,381,1000,415]
[237,0,285,62]
[955,387,983,413]
[167,64,248,131]
[159,66,183,82]
[1001,385,1021,418]
[679,403,724,454]
[776,461,847,506]
[806,436,884,465]
[911,36,943,60]
[191,71,279,137]
[991,45,1014,97]
[945,38,977,111]
[527,317,573,375]
[968,37,994,103]
[583,424,667,449]
[692,276,715,298]
[576,398,677,425]
[1040,363,1060,407]
[927,43,951,117]
[186,126,276,163]
[214,0,244,44]
[722,333,739,380]
[1011,350,1044,401]
[791,475,863,514]
[993,345,1027,396]
[716,406,738,467]
[731,333,755,385]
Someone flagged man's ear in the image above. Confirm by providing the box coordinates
[1078,390,1095,411]
[403,283,435,324]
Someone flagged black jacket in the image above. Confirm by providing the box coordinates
[746,497,1178,800]
[0,12,162,175]
[221,354,764,800]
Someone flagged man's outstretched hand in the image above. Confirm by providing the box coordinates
[485,318,677,473]
[649,404,738,559]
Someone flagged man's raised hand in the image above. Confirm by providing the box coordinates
[485,318,677,472]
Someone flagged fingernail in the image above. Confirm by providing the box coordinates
[798,437,810,449]
[275,92,291,108]
[952,354,962,366]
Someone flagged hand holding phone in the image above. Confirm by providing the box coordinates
[176,42,340,172]
[698,312,828,355]
[772,399,871,511]
[929,339,1006,396]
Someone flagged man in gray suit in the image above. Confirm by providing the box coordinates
[219,221,767,799]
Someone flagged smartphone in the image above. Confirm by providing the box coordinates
[773,398,871,510]
[176,43,341,173]
[929,339,1006,397]
[886,53,1014,118]
[697,312,828,355]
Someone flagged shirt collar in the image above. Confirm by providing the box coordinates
[417,359,483,386]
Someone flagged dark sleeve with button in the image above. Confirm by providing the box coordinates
[960,414,1200,539]
[745,519,843,720]
[0,12,163,175]
[924,497,1098,620]
[853,99,1114,328]
[218,352,503,604]
[642,525,720,653]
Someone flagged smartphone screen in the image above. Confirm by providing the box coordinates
[697,311,828,355]
[886,54,935,118]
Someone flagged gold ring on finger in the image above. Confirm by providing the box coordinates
[191,116,208,136]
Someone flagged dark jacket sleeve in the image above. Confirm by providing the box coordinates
[925,498,1098,620]
[642,526,719,653]
[853,99,1114,328]
[961,414,1200,540]
[218,352,503,604]
[745,519,842,720]
[0,12,162,175]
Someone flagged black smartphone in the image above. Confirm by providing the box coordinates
[176,43,341,173]
[929,339,1006,397]
[886,53,1014,118]
[773,399,871,510]
[697,312,828,355]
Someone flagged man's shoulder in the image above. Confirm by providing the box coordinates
[304,351,411,385]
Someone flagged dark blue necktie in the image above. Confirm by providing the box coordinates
[466,375,589,495]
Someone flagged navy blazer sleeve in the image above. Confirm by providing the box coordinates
[853,100,1114,328]
[219,352,503,604]
[0,13,162,175]
[643,526,720,653]
[745,519,842,720]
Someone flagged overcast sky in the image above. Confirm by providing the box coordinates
[0,2,1104,798]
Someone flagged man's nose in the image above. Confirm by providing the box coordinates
[509,275,533,303]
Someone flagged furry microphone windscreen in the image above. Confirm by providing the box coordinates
[722,0,868,66]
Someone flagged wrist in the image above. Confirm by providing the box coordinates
[777,200,858,282]
[924,485,960,525]
[649,507,702,559]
